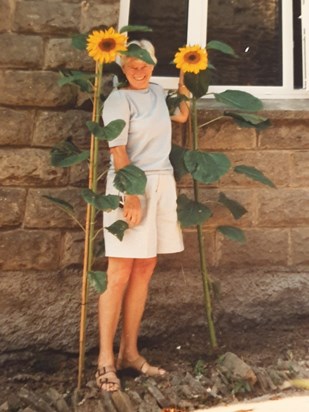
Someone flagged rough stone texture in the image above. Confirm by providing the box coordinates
[0,188,27,228]
[24,188,86,229]
[0,148,68,187]
[291,228,309,267]
[60,230,85,268]
[0,230,61,270]
[0,108,35,146]
[259,119,309,149]
[0,0,11,32]
[13,0,80,34]
[0,33,44,69]
[44,38,95,71]
[0,70,77,107]
[80,1,119,32]
[32,110,91,148]
[290,151,309,187]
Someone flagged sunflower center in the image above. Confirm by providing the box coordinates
[99,38,116,52]
[184,52,201,64]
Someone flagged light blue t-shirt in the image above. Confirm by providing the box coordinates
[102,83,173,174]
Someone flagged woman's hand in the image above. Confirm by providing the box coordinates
[123,194,142,227]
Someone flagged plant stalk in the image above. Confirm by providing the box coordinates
[78,62,103,389]
[191,98,217,350]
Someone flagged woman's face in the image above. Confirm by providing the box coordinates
[122,57,154,90]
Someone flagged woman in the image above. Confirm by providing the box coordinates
[96,39,190,392]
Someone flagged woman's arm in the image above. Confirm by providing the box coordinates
[110,145,142,227]
[170,71,190,124]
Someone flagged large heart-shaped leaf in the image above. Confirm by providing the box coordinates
[58,71,95,93]
[207,40,238,57]
[114,164,147,195]
[120,44,155,65]
[214,90,263,111]
[120,25,153,33]
[224,111,270,130]
[234,165,276,188]
[86,119,126,141]
[218,192,247,220]
[81,189,119,211]
[184,69,211,99]
[71,33,87,50]
[169,144,189,181]
[51,140,89,167]
[217,226,246,243]
[43,195,74,212]
[184,151,231,184]
[88,271,107,293]
[177,194,212,227]
[105,220,129,241]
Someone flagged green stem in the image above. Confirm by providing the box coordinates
[191,98,218,350]
[198,115,225,129]
[78,62,103,390]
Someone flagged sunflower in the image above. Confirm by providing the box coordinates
[173,45,208,74]
[86,27,127,64]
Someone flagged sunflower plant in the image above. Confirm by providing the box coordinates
[169,41,274,349]
[47,24,153,388]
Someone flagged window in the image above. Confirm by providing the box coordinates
[119,0,309,98]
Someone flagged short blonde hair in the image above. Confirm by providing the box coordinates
[120,39,157,66]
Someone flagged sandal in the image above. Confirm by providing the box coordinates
[95,365,120,392]
[117,356,166,377]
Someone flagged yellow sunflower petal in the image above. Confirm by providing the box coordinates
[173,44,208,74]
[86,27,127,64]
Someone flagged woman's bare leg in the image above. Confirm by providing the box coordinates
[118,257,157,363]
[97,257,134,390]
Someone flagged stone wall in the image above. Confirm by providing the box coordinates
[0,0,308,353]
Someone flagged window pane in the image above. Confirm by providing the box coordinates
[128,0,189,76]
[207,0,283,86]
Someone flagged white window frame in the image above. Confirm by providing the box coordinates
[119,0,309,98]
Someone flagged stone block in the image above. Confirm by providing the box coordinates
[32,110,91,148]
[219,150,290,188]
[13,0,80,34]
[0,33,43,68]
[217,228,289,268]
[80,1,119,32]
[60,231,85,268]
[0,229,61,270]
[198,115,257,150]
[24,188,86,229]
[257,189,309,226]
[290,151,309,187]
[0,188,27,227]
[0,148,68,187]
[0,70,77,107]
[0,0,11,32]
[291,228,309,267]
[0,108,34,146]
[259,119,309,149]
[44,38,95,71]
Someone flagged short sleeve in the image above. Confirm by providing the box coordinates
[102,90,130,147]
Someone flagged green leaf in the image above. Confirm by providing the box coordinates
[94,238,105,258]
[81,189,120,211]
[234,165,276,188]
[184,151,231,184]
[120,44,155,65]
[184,69,211,99]
[214,90,263,111]
[166,90,189,116]
[177,194,212,227]
[120,25,153,33]
[224,111,271,129]
[88,271,107,294]
[218,192,247,220]
[86,120,126,141]
[114,164,147,195]
[217,226,246,243]
[58,70,95,93]
[169,144,189,181]
[42,195,74,212]
[71,33,87,50]
[51,140,90,167]
[207,40,238,57]
[105,220,129,241]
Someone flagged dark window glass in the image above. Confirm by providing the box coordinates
[293,0,303,88]
[206,0,283,86]
[128,0,189,76]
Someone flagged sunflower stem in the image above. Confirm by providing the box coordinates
[198,115,225,129]
[191,97,218,350]
[78,62,103,390]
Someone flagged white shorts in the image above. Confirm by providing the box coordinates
[103,173,184,258]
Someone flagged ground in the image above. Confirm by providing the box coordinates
[1,315,308,411]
